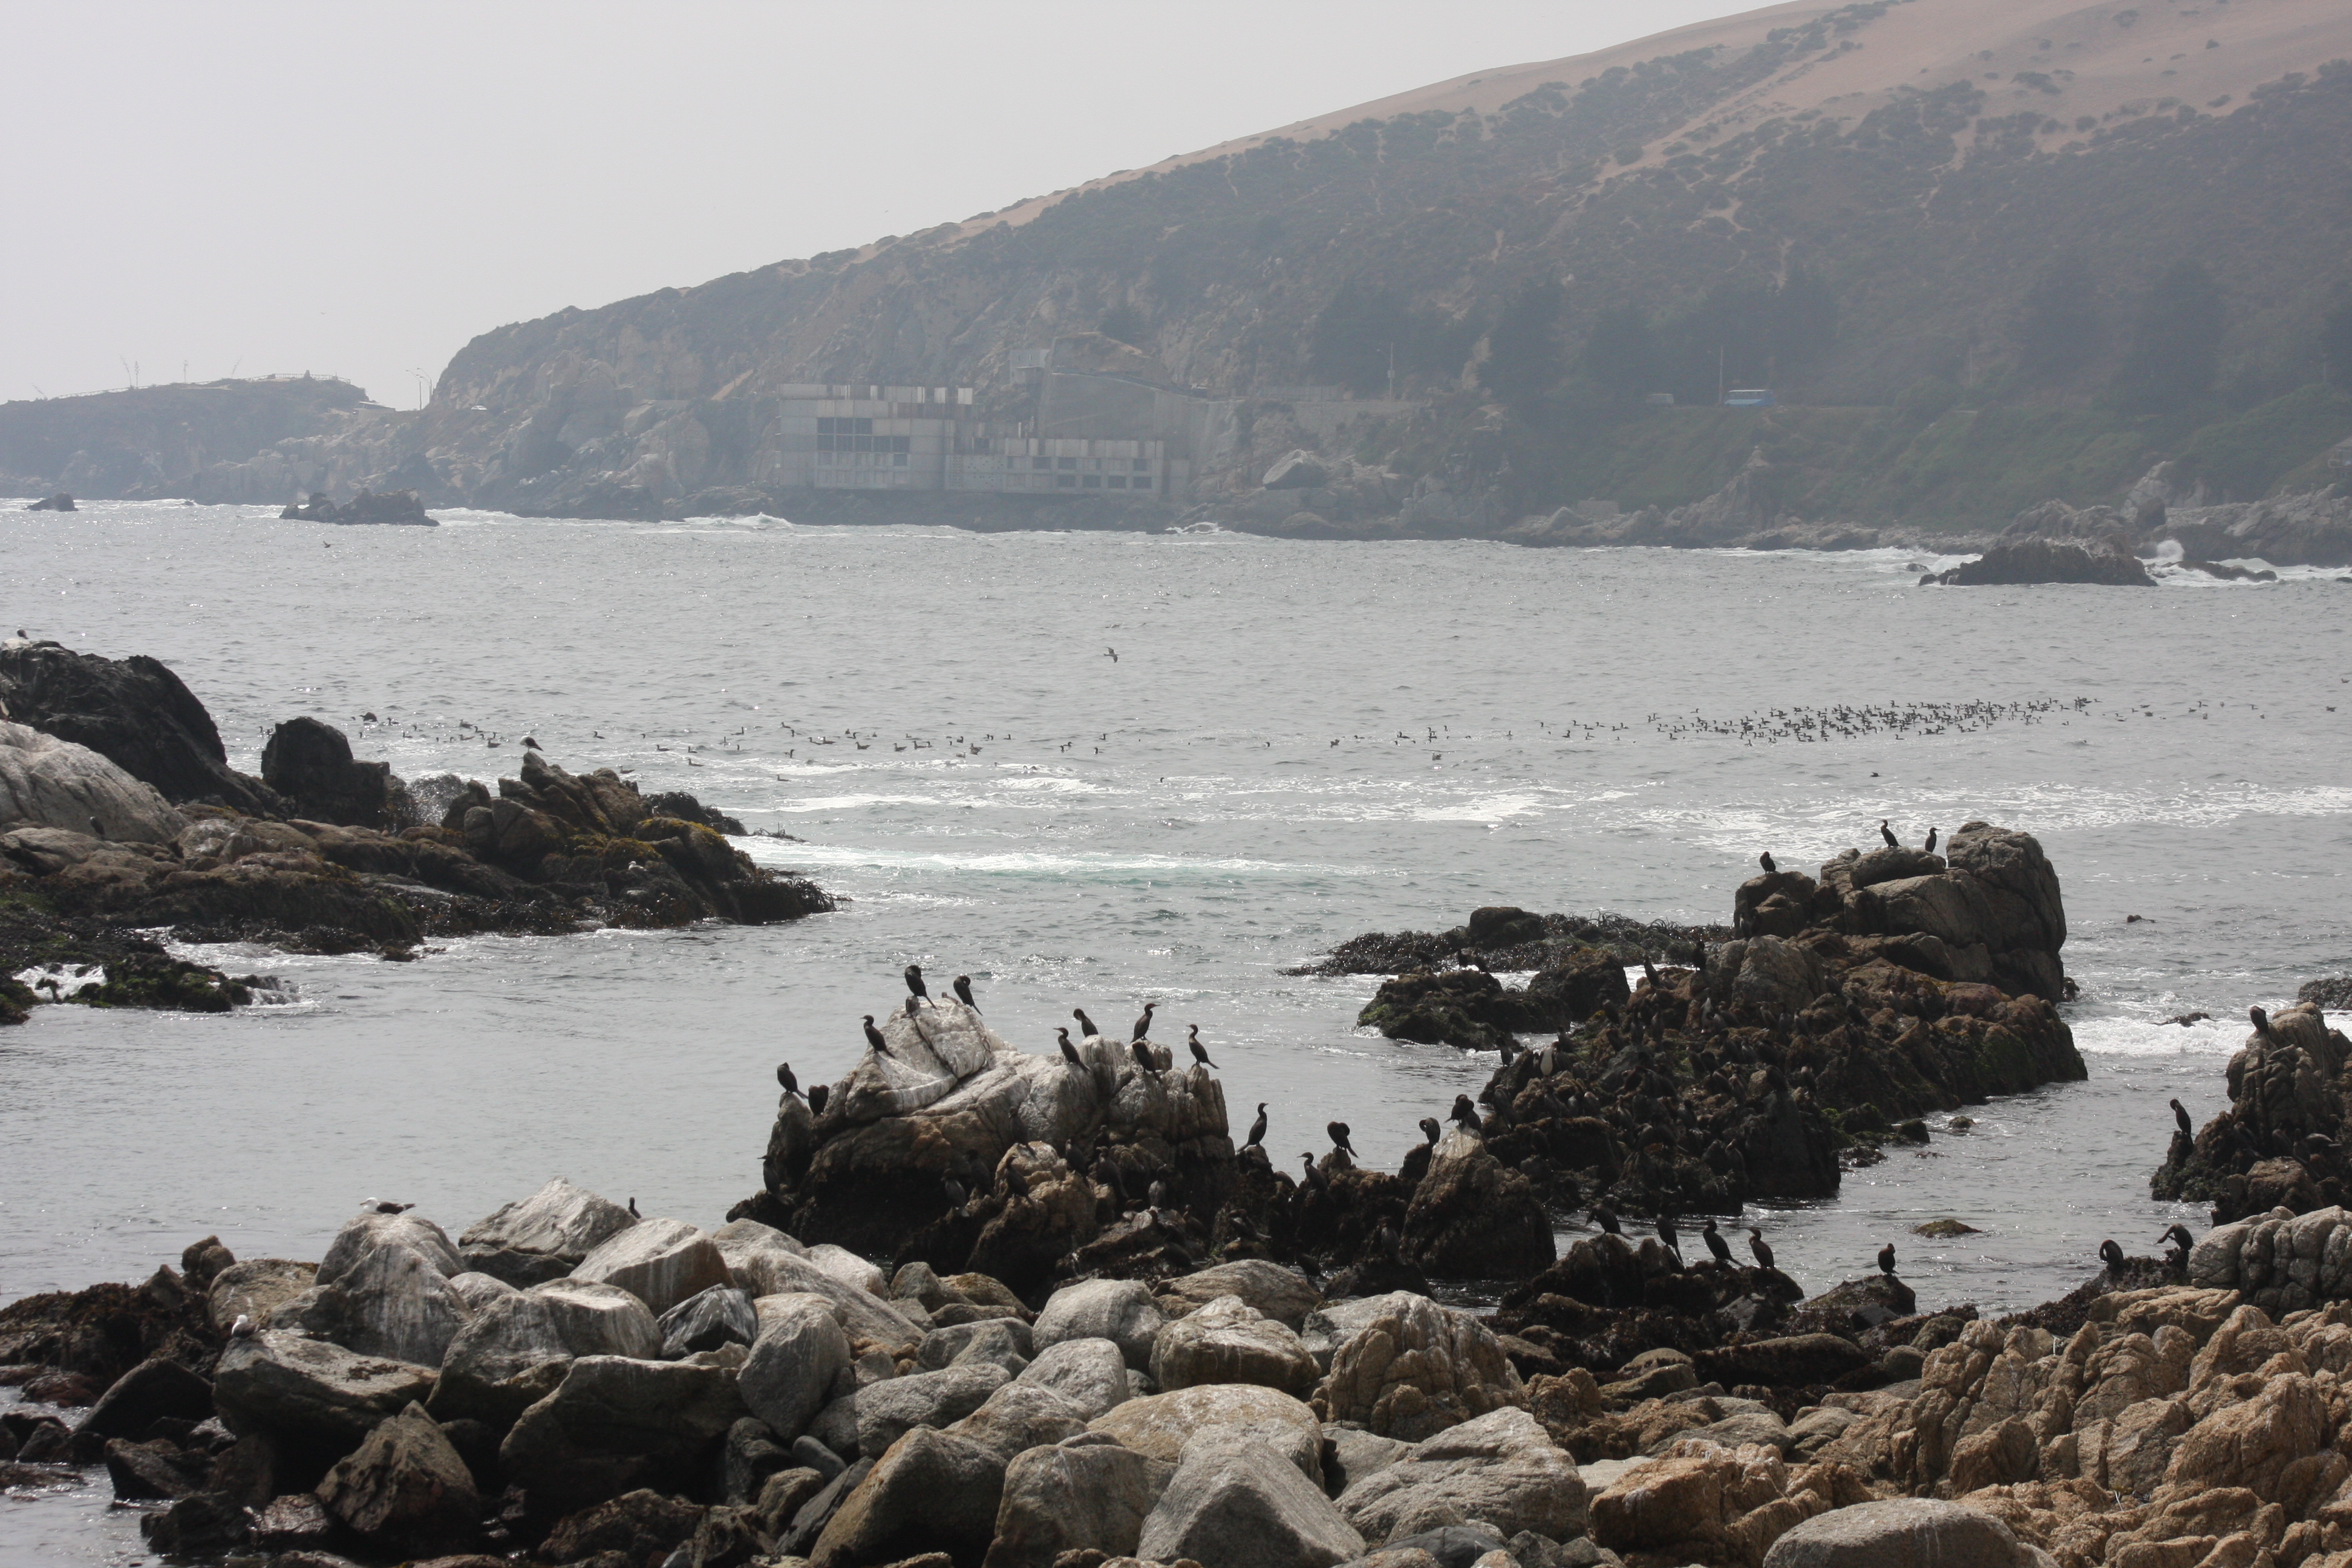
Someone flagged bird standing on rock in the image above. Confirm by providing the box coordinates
[1246,1103,1268,1148]
[1450,1094,1480,1130]
[2099,1238,2126,1273]
[1658,1215,1683,1264]
[628,1197,639,1217]
[230,1313,256,1339]
[942,1176,966,1212]
[2160,1224,2195,1270]
[904,965,930,1006]
[1187,1025,1217,1068]
[1057,1028,1083,1068]
[2171,1099,2194,1137]
[1073,1008,1100,1040]
[1748,1228,1775,1270]
[808,1083,829,1117]
[2251,1005,2275,1039]
[1703,1218,1734,1266]
[863,1014,890,1054]
[1878,1242,1898,1276]
[1592,1206,1621,1236]
[1129,1037,1158,1076]
[1880,819,1900,849]
[1299,1154,1327,1195]
[1132,1002,1155,1041]
[1328,1121,1357,1159]
[953,975,977,1010]
[776,1062,800,1099]
[1924,827,1939,854]
[1759,851,1777,874]
[1419,1117,1442,1146]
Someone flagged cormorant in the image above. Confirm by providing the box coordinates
[1592,1206,1621,1236]
[1187,1026,1217,1068]
[1073,1007,1101,1040]
[1093,1155,1126,1203]
[2160,1223,2195,1269]
[1924,826,1939,854]
[1129,1037,1158,1075]
[1299,1154,1327,1194]
[1703,1218,1734,1266]
[776,1062,800,1098]
[1880,819,1900,849]
[1057,1028,1083,1068]
[628,1197,639,1218]
[1418,1117,1442,1146]
[863,1014,889,1054]
[1748,1228,1774,1270]
[1001,1162,1030,1200]
[1132,1002,1156,1041]
[2251,1005,2275,1039]
[1246,1103,1268,1148]
[953,975,977,1010]
[1642,956,1662,990]
[808,1083,829,1117]
[1450,1094,1480,1129]
[942,1176,966,1210]
[1759,851,1777,874]
[905,964,930,1005]
[1328,1121,1357,1158]
[1658,1215,1682,1262]
[2172,1099,2194,1137]
[2099,1238,2126,1272]
[1878,1242,1898,1276]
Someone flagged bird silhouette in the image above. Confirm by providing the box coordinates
[1187,1025,1217,1068]
[776,1062,799,1098]
[1592,1206,1621,1236]
[953,975,977,1010]
[1657,1215,1682,1264]
[1129,1037,1158,1076]
[627,1197,639,1218]
[2251,1005,2275,1039]
[1878,1242,1898,1276]
[862,1014,889,1054]
[1450,1094,1480,1129]
[2099,1238,2126,1272]
[1924,826,1939,854]
[1759,851,1777,874]
[904,965,930,1005]
[2160,1223,2195,1270]
[1880,819,1900,849]
[1418,1117,1442,1146]
[2171,1099,2194,1137]
[1073,1007,1100,1040]
[1245,1103,1268,1148]
[1298,1154,1327,1195]
[1748,1228,1774,1270]
[808,1083,829,1117]
[1057,1028,1083,1068]
[1132,1002,1155,1041]
[1702,1218,1734,1266]
[1328,1121,1356,1158]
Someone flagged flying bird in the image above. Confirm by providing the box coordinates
[1106,647,1118,662]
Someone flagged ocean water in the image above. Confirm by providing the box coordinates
[2,499,2348,1337]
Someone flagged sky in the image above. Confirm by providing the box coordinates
[4,1,1763,407]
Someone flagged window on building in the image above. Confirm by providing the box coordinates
[817,417,874,436]
[892,436,911,454]
[1032,456,1052,471]
[1133,475,1153,489]
[1057,456,1077,471]
[1132,458,1150,472]
[1054,474,1074,488]
[1108,475,1128,488]
[893,452,907,466]
[1083,475,1102,489]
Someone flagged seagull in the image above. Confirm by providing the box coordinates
[863,1014,890,1054]
[360,1199,412,1215]
[1187,1025,1217,1068]
[1057,1028,1083,1068]
[776,1062,800,1099]
[1106,647,1118,662]
[229,1314,256,1339]
[1246,1103,1267,1147]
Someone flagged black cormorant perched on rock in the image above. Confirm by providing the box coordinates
[954,975,976,1010]
[1187,1026,1217,1068]
[1592,1206,1621,1236]
[2172,1099,2194,1137]
[2251,1005,2275,1038]
[1703,1218,1734,1266]
[2160,1224,2195,1270]
[1057,1028,1083,1068]
[942,1176,965,1211]
[523,737,540,751]
[1924,827,1939,854]
[1658,1215,1682,1263]
[1132,1002,1155,1041]
[1878,1241,1898,1276]
[776,1062,800,1098]
[1748,1228,1774,1270]
[1073,1007,1100,1040]
[1129,1037,1157,1075]
[1880,819,1900,849]
[1001,1161,1030,1200]
[904,964,930,1005]
[1328,1122,1356,1158]
[1246,1103,1268,1148]
[1299,1154,1327,1194]
[2099,1238,2126,1272]
[863,1014,889,1054]
[1450,1094,1480,1129]
[628,1197,639,1218]
[1759,851,1776,874]
[1642,956,1662,990]
[1419,1117,1442,1146]
[1093,1155,1126,1203]
[808,1083,829,1116]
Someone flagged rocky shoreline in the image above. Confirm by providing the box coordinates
[1,640,830,1022]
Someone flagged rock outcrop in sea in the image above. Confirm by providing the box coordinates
[0,641,831,1020]
[2154,1002,2352,1226]
[1923,540,2157,588]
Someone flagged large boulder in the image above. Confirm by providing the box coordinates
[0,720,185,842]
[1591,1439,1795,1561]
[328,1242,472,1367]
[848,1361,1012,1459]
[261,717,407,829]
[318,1211,463,1283]
[1760,1497,2044,1567]
[213,1331,438,1448]
[1149,1295,1321,1397]
[1155,1259,1321,1327]
[809,1425,1007,1568]
[426,1290,573,1429]
[1927,538,2155,587]
[1334,1407,1586,1546]
[313,1400,479,1556]
[1400,1131,1555,1278]
[1091,1383,1326,1483]
[0,643,284,814]
[659,1284,758,1357]
[459,1177,638,1286]
[498,1356,745,1519]
[1034,1278,1166,1370]
[1014,1337,1132,1420]
[1312,1293,1526,1442]
[942,1380,1091,1466]
[733,1246,923,1351]
[74,1356,213,1440]
[528,1279,663,1359]
[983,1432,1175,1568]
[207,1260,318,1333]
[569,1217,730,1316]
[736,1293,851,1444]
[1137,1435,1365,1568]
[1844,823,2068,1002]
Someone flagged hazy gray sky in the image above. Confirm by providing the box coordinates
[7,1,1759,405]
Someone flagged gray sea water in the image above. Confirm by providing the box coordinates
[4,499,2349,1333]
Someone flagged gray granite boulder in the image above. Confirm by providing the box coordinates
[527,1278,662,1359]
[313,1400,478,1556]
[569,1217,730,1316]
[332,1243,472,1367]
[1336,1406,1587,1545]
[318,1212,462,1283]
[1015,1337,1132,1420]
[1151,1293,1321,1397]
[1761,1497,2046,1567]
[458,1177,636,1287]
[851,1361,1011,1459]
[1138,1434,1365,1568]
[1155,1259,1323,1327]
[497,1354,744,1520]
[942,1380,1090,1466]
[659,1285,758,1357]
[426,1290,572,1429]
[1313,1293,1526,1441]
[214,1331,437,1446]
[737,1293,850,1445]
[1034,1278,1165,1370]
[982,1432,1175,1568]
[206,1259,317,1333]
[0,721,185,843]
[1091,1382,1325,1483]
[809,1426,1006,1568]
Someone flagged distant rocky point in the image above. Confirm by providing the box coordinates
[1922,539,2156,588]
[280,489,435,526]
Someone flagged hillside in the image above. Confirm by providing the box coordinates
[0,377,377,500]
[100,0,2352,534]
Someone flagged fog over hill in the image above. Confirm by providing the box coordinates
[15,0,2352,540]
